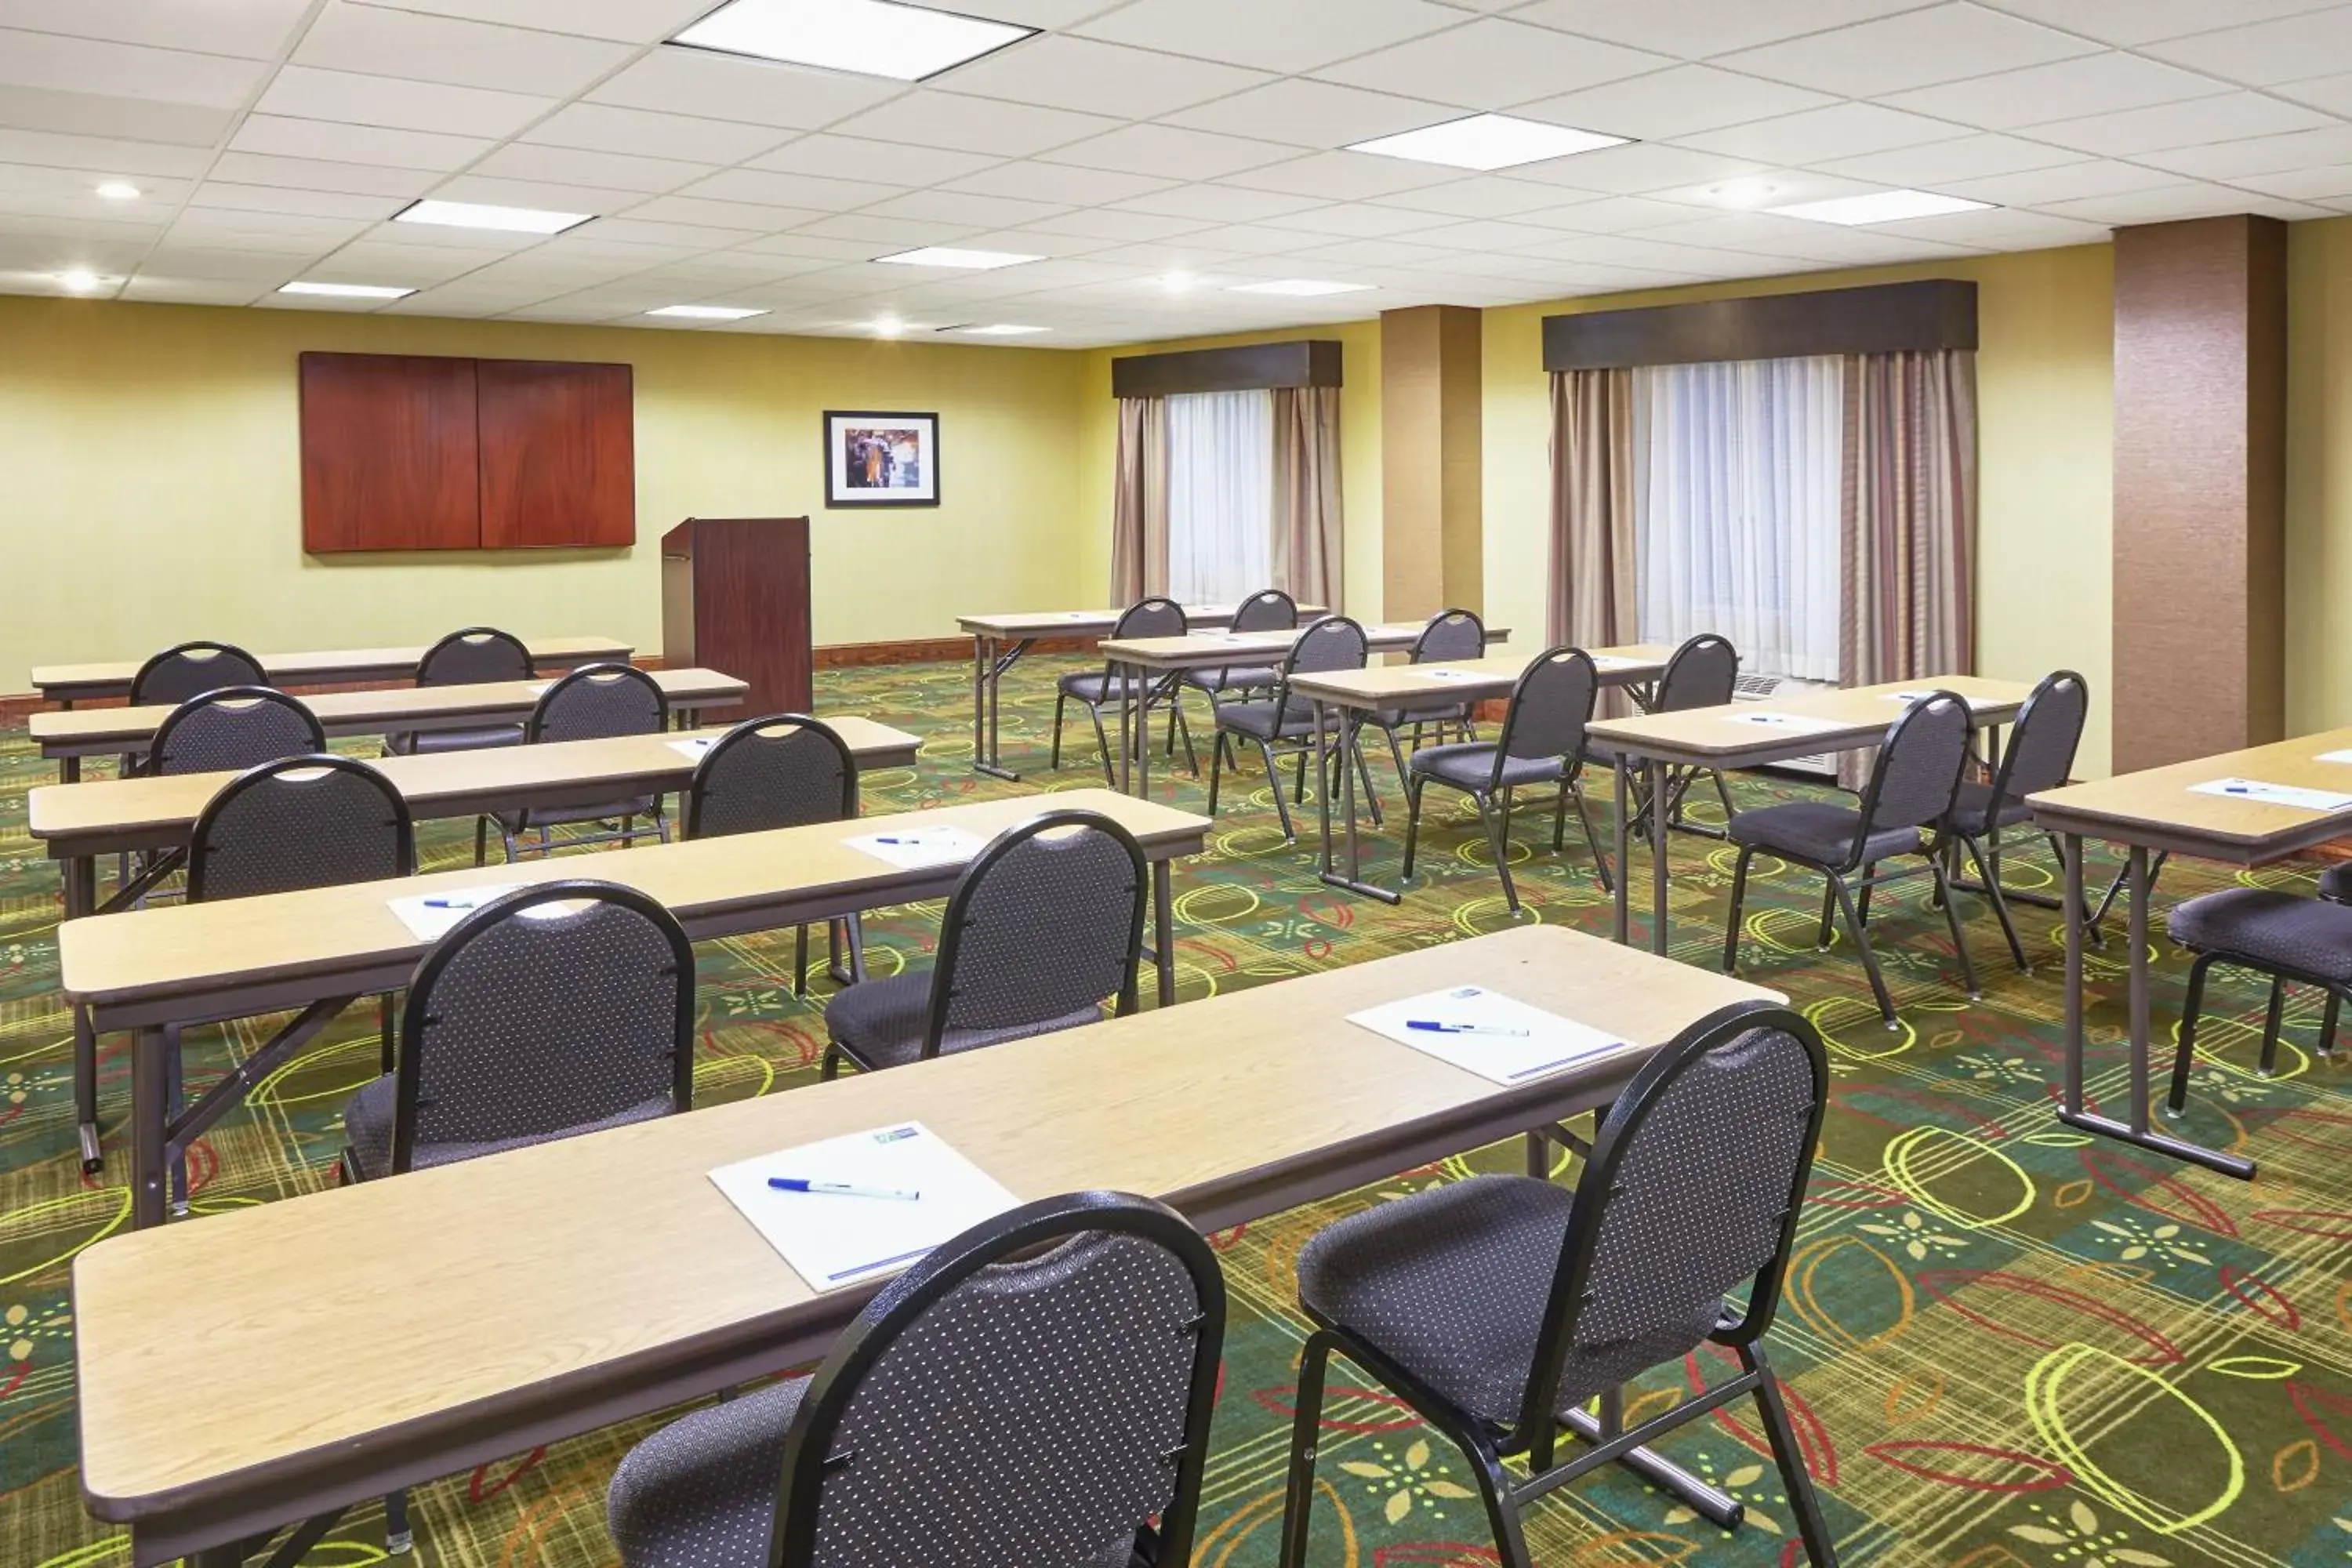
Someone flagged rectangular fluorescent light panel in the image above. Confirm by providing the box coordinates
[279,281,416,299]
[1229,279,1374,296]
[648,304,768,320]
[394,199,593,234]
[1348,113,1628,172]
[672,0,1035,82]
[945,322,1048,336]
[1769,190,1992,225]
[874,245,1042,270]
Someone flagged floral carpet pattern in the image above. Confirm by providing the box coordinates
[2,654,2350,1568]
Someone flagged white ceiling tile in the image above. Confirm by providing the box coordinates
[1499,141,1771,194]
[942,161,1174,204]
[363,215,550,250]
[0,28,269,107]
[2274,71,2352,117]
[1973,0,2339,45]
[1016,206,1210,241]
[727,230,877,260]
[0,0,315,58]
[824,90,1121,157]
[313,239,515,282]
[936,35,1270,119]
[2134,125,2352,180]
[2140,9,2352,86]
[342,0,711,44]
[0,128,212,177]
[524,103,788,163]
[0,85,233,146]
[857,188,1069,227]
[2233,163,2352,201]
[2035,180,2307,223]
[120,274,274,304]
[254,67,557,140]
[296,3,633,94]
[1515,194,1714,232]
[1815,134,2090,187]
[1515,232,1795,278]
[1399,216,1584,250]
[748,133,1001,185]
[1314,20,1673,109]
[948,225,1113,257]
[425,173,645,213]
[1216,149,1457,199]
[1677,102,1975,165]
[228,114,494,172]
[1071,0,1463,74]
[188,182,407,220]
[1160,79,1456,149]
[0,161,184,201]
[793,212,982,246]
[619,194,814,230]
[2026,92,2334,156]
[166,207,372,249]
[1881,53,2233,131]
[1714,4,2097,96]
[1939,158,2180,205]
[1872,206,2114,246]
[0,183,174,224]
[1638,212,1920,262]
[1507,0,1929,56]
[679,167,881,211]
[588,49,906,129]
[208,151,446,197]
[1040,123,1300,180]
[1258,203,1450,238]
[1363,174,1595,217]
[470,143,715,194]
[572,213,769,247]
[1106,183,1330,222]
[1517,66,1835,141]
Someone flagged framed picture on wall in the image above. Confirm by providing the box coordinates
[824,410,939,507]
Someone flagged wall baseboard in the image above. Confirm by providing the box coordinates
[815,635,1093,666]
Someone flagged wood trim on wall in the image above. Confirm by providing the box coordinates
[1542,280,1979,371]
[1110,339,1343,398]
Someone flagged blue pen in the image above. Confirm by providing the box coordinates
[1406,1019,1530,1038]
[423,898,480,909]
[769,1177,920,1200]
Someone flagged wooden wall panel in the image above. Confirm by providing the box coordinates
[1110,339,1341,397]
[1544,279,1976,370]
[299,353,480,553]
[1381,306,1483,621]
[477,359,634,550]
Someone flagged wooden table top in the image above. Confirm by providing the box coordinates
[31,669,748,756]
[74,922,1777,1519]
[1287,644,1676,709]
[30,636,633,701]
[1102,622,1512,672]
[2030,726,2352,863]
[59,788,1207,1021]
[957,604,1327,638]
[27,718,924,860]
[1584,676,2034,767]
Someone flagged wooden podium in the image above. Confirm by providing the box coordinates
[660,517,812,716]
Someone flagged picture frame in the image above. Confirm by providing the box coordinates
[824,410,939,508]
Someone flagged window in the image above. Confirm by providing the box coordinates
[1165,389,1273,604]
[1632,356,1842,681]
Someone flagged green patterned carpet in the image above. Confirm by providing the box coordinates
[3,655,2350,1568]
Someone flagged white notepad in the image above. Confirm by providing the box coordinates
[1349,985,1629,1085]
[1417,667,1489,683]
[710,1122,1022,1291]
[668,736,717,760]
[2318,750,2352,765]
[1727,712,1850,735]
[387,884,521,942]
[1590,655,1639,670]
[2190,778,2352,813]
[845,825,987,870]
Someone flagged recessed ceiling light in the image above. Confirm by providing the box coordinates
[671,0,1034,82]
[872,315,906,337]
[1706,178,1779,208]
[94,181,140,201]
[874,245,1043,270]
[394,198,593,234]
[56,269,107,292]
[1348,113,1628,172]
[1769,189,1992,225]
[1160,271,1196,295]
[648,303,768,320]
[279,280,417,299]
[1229,279,1374,297]
[944,322,1047,336]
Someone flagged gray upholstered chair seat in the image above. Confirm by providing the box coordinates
[340,1074,673,1180]
[1728,801,1923,867]
[1218,699,1327,741]
[385,724,525,755]
[2167,889,2352,981]
[497,796,661,831]
[607,1375,808,1568]
[825,972,1105,1069]
[1944,779,2033,837]
[1184,664,1279,694]
[1370,697,1473,728]
[1058,672,1151,704]
[1408,742,1562,793]
[2321,863,2352,904]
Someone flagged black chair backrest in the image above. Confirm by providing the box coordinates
[1655,633,1739,713]
[1985,670,2089,814]
[1494,647,1599,783]
[769,1190,1225,1568]
[1857,689,1974,848]
[1519,1003,1825,1437]
[685,714,858,840]
[131,641,267,707]
[1412,608,1486,665]
[1102,597,1189,686]
[148,687,325,777]
[417,626,534,687]
[393,880,694,1174]
[529,662,668,745]
[1229,588,1298,634]
[187,755,415,903]
[924,811,1149,1058]
[1271,615,1370,714]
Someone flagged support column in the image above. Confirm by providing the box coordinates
[1381,305,1483,621]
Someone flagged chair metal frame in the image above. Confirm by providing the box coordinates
[1627,633,1742,840]
[1051,597,1197,782]
[387,626,537,760]
[1275,1001,1838,1568]
[1399,645,1613,915]
[1722,691,1981,1027]
[1206,615,1385,842]
[2165,898,2349,1119]
[765,1189,1226,1568]
[1358,607,1487,782]
[500,662,672,862]
[1178,586,1298,721]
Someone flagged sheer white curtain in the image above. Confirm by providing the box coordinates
[1166,389,1274,604]
[1632,355,1843,681]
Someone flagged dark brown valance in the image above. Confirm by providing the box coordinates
[1110,339,1342,398]
[1543,280,1976,372]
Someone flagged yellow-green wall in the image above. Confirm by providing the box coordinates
[2288,216,2352,740]
[0,295,1093,685]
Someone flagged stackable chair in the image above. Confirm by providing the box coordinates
[2165,875,2352,1116]
[339,879,695,1553]
[1053,597,1196,782]
[1206,614,1385,841]
[1937,670,2090,972]
[822,811,1147,1078]
[1623,633,1740,837]
[685,714,866,997]
[1723,690,1979,1026]
[1180,585,1297,720]
[129,639,267,708]
[1400,646,1612,913]
[606,1190,1225,1568]
[1275,1003,1837,1568]
[107,686,327,907]
[1358,607,1489,780]
[384,625,535,755]
[493,662,670,862]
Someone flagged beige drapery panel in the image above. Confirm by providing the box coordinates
[1109,395,1168,602]
[1272,385,1344,610]
[1548,368,1638,713]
